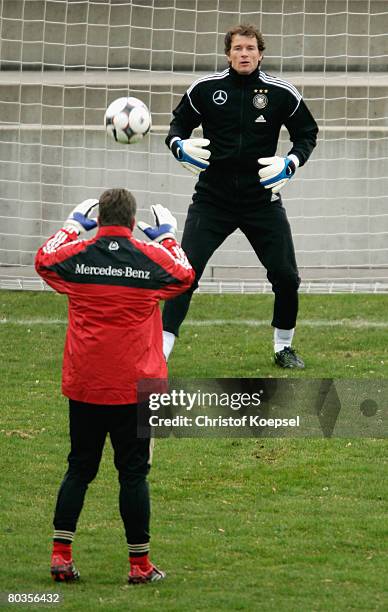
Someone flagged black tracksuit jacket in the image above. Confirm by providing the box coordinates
[166,65,318,207]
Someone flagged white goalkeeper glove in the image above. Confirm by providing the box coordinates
[258,155,299,194]
[63,198,99,234]
[137,204,177,243]
[170,137,211,175]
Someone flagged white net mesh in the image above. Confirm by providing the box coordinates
[0,0,387,292]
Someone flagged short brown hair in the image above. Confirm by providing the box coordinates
[98,188,136,227]
[224,24,265,55]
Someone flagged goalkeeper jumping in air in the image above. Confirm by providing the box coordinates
[163,23,319,369]
[35,190,194,584]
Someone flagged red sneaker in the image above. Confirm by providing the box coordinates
[50,553,80,582]
[128,564,165,584]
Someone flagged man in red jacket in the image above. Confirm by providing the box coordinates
[35,188,194,584]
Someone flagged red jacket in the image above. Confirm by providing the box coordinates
[35,225,194,404]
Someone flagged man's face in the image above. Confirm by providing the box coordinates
[227,34,262,75]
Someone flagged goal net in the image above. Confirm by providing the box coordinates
[0,0,387,292]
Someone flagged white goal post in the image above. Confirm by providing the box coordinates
[0,0,387,293]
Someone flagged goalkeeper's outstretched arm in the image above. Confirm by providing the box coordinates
[284,99,319,167]
[35,199,99,293]
[137,204,195,299]
[165,92,211,175]
[166,92,202,145]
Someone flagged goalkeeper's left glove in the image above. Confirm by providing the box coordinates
[137,204,177,243]
[258,155,299,193]
[63,198,99,234]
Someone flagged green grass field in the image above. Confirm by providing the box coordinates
[0,290,387,611]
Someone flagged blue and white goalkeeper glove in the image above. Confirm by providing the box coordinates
[170,137,211,175]
[258,155,299,194]
[64,198,99,234]
[138,204,177,243]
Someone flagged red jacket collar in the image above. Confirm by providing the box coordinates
[96,225,133,238]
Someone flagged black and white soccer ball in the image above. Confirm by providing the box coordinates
[104,97,151,144]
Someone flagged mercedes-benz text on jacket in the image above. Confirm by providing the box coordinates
[35,225,194,405]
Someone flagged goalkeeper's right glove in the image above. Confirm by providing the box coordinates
[170,137,210,175]
[63,198,99,235]
[137,204,177,243]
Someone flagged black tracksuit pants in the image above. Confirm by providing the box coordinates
[163,164,301,336]
[53,400,152,548]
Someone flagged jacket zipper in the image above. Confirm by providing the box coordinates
[238,85,245,158]
[236,84,245,190]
